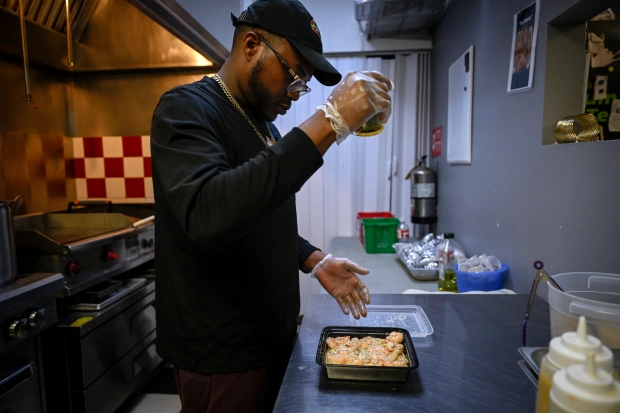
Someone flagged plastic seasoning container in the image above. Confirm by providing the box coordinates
[549,353,620,413]
[536,316,614,413]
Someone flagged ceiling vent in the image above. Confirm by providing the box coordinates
[356,0,453,40]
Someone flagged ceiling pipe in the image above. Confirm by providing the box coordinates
[17,0,32,103]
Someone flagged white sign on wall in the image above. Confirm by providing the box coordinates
[447,45,474,164]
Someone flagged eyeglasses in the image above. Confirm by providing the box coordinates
[256,34,311,96]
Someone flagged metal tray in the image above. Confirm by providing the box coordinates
[82,279,122,300]
[66,278,146,311]
[518,347,548,377]
[407,268,439,281]
[349,305,434,338]
[315,326,419,382]
[393,242,439,280]
[518,346,620,380]
[518,360,539,387]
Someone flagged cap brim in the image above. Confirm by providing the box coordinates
[287,38,341,86]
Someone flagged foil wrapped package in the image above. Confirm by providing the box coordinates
[393,233,442,281]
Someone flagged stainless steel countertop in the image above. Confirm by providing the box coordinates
[275,293,550,412]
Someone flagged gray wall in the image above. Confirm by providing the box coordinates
[177,0,243,52]
[431,0,620,293]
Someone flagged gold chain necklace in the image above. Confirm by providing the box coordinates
[213,74,275,147]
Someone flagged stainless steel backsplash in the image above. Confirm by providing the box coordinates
[0,57,209,213]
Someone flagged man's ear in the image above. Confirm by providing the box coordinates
[242,32,261,62]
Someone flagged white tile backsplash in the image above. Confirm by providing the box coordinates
[103,136,124,157]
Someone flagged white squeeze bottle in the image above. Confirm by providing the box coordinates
[536,316,614,413]
[549,353,620,413]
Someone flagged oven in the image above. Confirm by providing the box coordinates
[12,204,160,413]
[0,272,64,413]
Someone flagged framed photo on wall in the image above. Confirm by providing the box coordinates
[507,0,539,93]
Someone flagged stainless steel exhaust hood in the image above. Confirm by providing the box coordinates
[0,0,228,72]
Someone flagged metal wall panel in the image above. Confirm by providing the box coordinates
[0,133,74,214]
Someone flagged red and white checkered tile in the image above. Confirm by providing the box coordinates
[72,136,153,203]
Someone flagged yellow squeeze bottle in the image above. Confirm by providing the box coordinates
[536,316,614,413]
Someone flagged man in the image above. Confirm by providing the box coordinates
[151,0,392,412]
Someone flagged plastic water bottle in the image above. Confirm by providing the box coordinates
[397,217,410,241]
[536,316,614,413]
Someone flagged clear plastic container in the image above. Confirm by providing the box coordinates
[349,304,434,338]
[548,272,620,349]
[435,233,465,292]
[536,316,614,413]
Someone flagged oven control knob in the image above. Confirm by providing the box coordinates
[9,319,28,339]
[67,261,84,276]
[28,309,46,328]
[105,251,120,261]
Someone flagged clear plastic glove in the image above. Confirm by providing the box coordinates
[316,71,393,145]
[311,254,371,319]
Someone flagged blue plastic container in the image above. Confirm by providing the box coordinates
[454,263,508,292]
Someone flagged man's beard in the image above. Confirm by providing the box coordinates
[248,52,276,122]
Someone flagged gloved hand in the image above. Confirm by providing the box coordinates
[311,254,371,319]
[316,71,393,145]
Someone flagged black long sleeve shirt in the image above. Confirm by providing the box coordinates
[151,76,323,373]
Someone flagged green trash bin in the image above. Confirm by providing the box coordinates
[361,217,400,253]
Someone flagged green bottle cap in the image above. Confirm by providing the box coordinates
[443,233,454,239]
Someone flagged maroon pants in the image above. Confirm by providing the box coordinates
[173,360,289,413]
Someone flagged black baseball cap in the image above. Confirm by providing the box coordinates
[231,0,342,86]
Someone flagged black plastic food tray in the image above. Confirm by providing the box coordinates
[315,326,419,382]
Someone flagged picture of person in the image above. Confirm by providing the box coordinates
[508,1,538,92]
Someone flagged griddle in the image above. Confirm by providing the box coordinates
[13,213,138,254]
[12,211,155,297]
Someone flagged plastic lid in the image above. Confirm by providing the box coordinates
[349,305,434,338]
[547,316,614,372]
[550,353,620,412]
[443,233,454,239]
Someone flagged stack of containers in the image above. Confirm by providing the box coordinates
[356,212,394,246]
[535,316,619,413]
[361,217,400,254]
